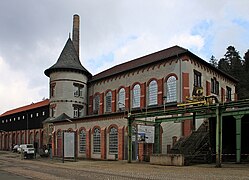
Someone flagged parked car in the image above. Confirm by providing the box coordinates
[18,144,35,159]
[12,144,19,153]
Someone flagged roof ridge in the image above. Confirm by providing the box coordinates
[0,99,49,117]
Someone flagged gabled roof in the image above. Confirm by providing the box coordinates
[44,38,92,78]
[90,45,187,82]
[0,99,49,117]
[90,45,238,83]
[43,113,71,124]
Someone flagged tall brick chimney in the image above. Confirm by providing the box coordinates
[72,14,80,57]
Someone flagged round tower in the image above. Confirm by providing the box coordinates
[44,15,91,119]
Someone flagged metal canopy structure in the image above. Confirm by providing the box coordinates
[127,99,249,167]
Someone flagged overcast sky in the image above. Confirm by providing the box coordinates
[0,0,248,114]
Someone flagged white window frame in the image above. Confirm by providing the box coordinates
[93,128,101,153]
[109,127,118,154]
[132,84,140,108]
[166,76,177,102]
[105,91,112,112]
[118,88,125,110]
[79,129,86,153]
[148,80,158,106]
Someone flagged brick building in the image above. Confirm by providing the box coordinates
[0,14,237,161]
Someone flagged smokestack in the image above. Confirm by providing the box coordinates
[72,14,80,57]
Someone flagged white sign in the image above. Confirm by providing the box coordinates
[137,125,155,143]
[63,132,75,158]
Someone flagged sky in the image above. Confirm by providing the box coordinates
[0,0,248,114]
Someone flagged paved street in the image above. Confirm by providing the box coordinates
[0,151,249,180]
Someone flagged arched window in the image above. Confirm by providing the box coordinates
[132,84,140,108]
[166,76,177,102]
[93,128,101,153]
[79,129,86,153]
[93,94,100,114]
[118,88,125,110]
[109,127,118,154]
[148,80,158,105]
[106,91,112,112]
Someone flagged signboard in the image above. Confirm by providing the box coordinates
[63,131,75,161]
[137,125,155,143]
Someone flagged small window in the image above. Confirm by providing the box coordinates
[30,114,33,118]
[36,113,39,117]
[73,106,83,118]
[93,128,101,153]
[118,88,125,111]
[109,127,118,154]
[211,78,219,95]
[23,116,25,119]
[73,83,84,98]
[42,111,45,116]
[14,118,16,121]
[132,84,140,108]
[194,70,202,87]
[148,80,158,106]
[106,91,112,112]
[51,107,56,117]
[50,83,56,97]
[18,117,20,120]
[226,86,232,101]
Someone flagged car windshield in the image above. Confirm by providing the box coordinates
[27,145,34,148]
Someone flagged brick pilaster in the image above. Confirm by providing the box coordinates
[86,129,91,159]
[206,81,211,96]
[52,131,55,156]
[140,82,146,108]
[182,72,192,136]
[112,90,116,112]
[125,86,130,111]
[221,87,225,103]
[118,126,124,160]
[138,143,144,161]
[99,93,104,115]
[157,78,164,105]
[182,72,190,101]
[182,120,192,137]
[89,96,93,115]
[101,128,106,160]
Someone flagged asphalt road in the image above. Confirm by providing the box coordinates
[0,151,249,180]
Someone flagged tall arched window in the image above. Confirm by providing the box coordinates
[109,127,118,154]
[93,94,100,114]
[93,128,101,153]
[132,84,140,108]
[106,91,112,112]
[148,80,158,105]
[118,88,125,110]
[79,129,86,153]
[166,76,177,102]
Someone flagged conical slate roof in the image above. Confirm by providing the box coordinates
[44,38,92,77]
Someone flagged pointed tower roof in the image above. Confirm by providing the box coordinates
[44,38,92,77]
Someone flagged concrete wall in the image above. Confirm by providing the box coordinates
[150,154,185,166]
